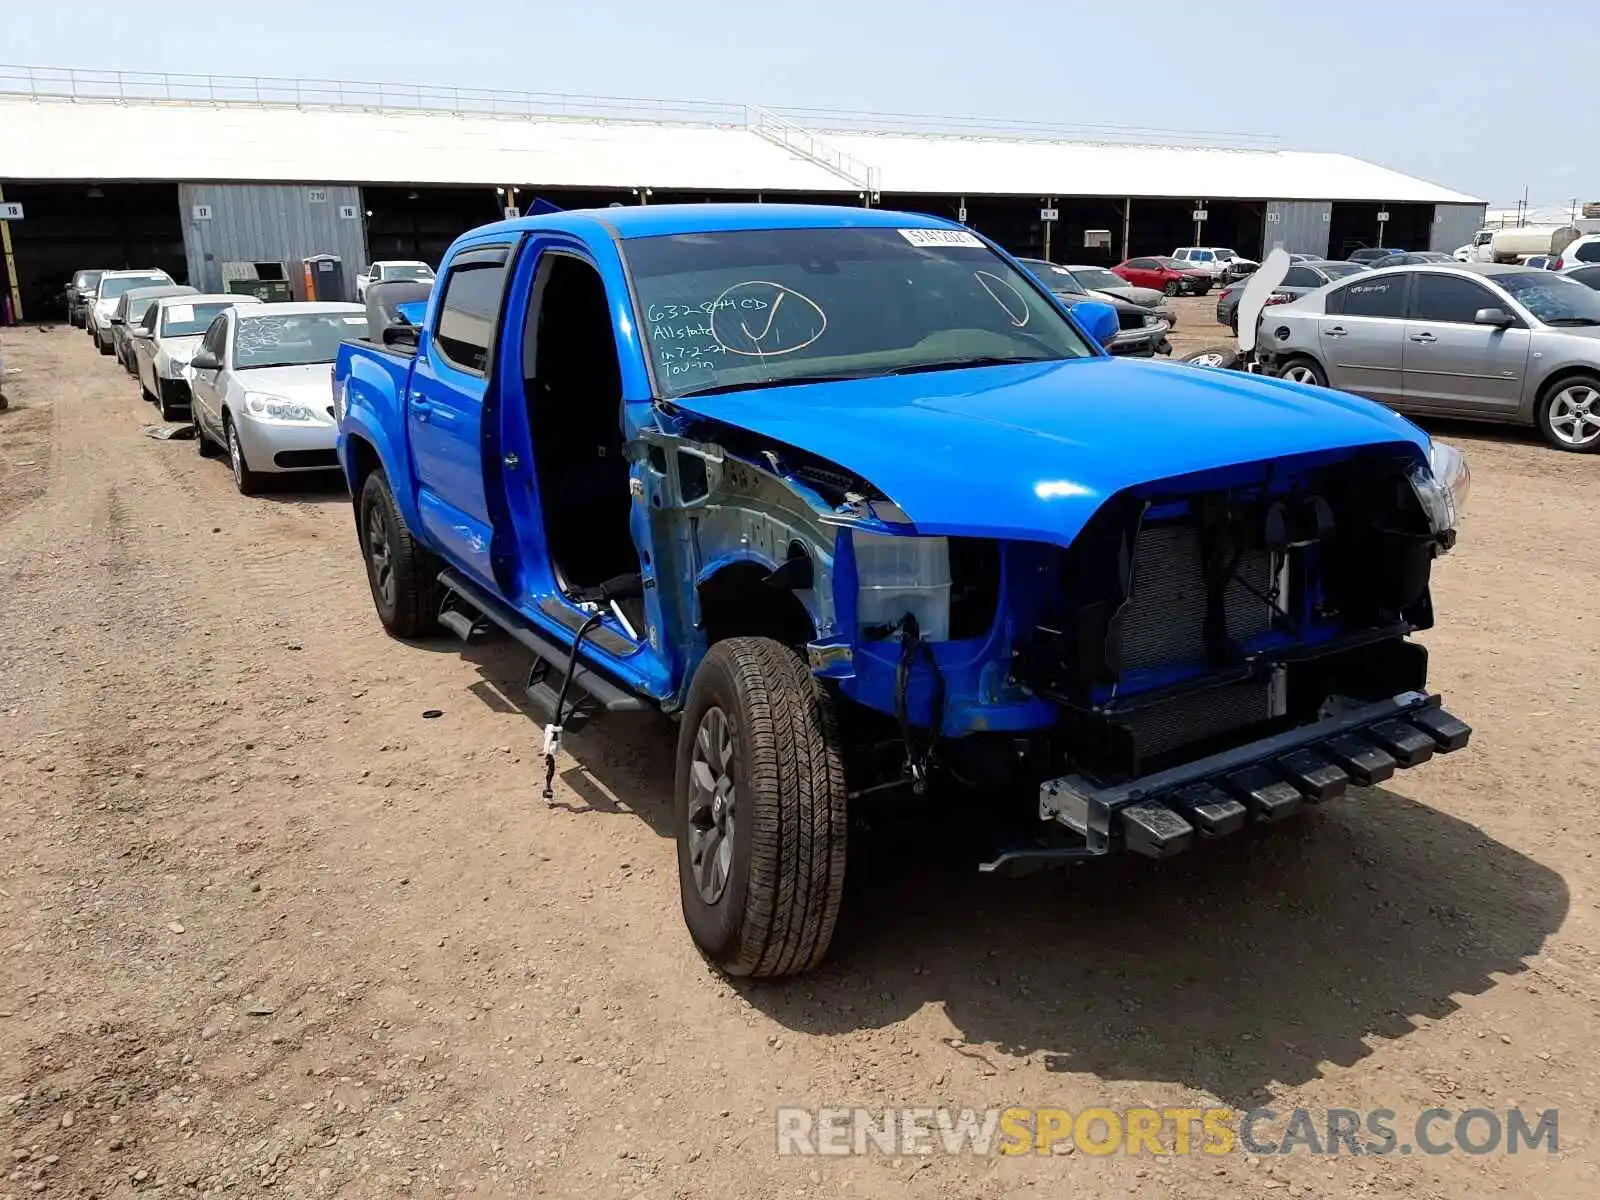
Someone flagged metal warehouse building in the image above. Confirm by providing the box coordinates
[0,67,1487,321]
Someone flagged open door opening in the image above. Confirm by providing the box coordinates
[524,254,643,619]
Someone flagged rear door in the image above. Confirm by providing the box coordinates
[408,242,515,584]
[1318,273,1409,408]
[1400,272,1530,415]
[1122,258,1160,288]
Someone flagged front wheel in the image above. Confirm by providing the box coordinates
[1537,375,1600,452]
[675,637,849,978]
[96,331,113,356]
[1163,281,1180,297]
[357,470,439,637]
[224,417,263,495]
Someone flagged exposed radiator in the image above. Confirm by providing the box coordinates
[1116,521,1274,673]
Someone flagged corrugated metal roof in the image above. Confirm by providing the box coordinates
[0,95,1482,205]
[828,133,1481,205]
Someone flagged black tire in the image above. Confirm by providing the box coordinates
[96,331,114,356]
[1535,373,1600,453]
[357,470,439,637]
[194,410,218,457]
[223,415,263,496]
[157,381,182,422]
[1162,281,1180,297]
[1276,356,1328,388]
[675,637,849,978]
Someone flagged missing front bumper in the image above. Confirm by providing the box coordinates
[980,691,1468,871]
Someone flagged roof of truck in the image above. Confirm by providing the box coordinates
[478,203,957,241]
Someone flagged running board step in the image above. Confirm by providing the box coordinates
[437,570,647,729]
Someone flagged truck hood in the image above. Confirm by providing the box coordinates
[666,357,1429,545]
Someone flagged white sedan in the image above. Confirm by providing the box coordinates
[132,293,262,420]
[187,302,368,494]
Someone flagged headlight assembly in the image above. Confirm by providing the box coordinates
[244,392,320,423]
[1407,440,1470,544]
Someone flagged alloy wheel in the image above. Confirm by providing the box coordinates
[1282,364,1320,385]
[686,705,738,905]
[1547,385,1600,447]
[366,504,396,609]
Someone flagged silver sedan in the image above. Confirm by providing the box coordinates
[187,302,369,493]
[1256,263,1600,452]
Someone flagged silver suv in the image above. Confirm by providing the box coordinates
[1257,263,1600,452]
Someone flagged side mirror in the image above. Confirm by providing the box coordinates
[110,316,124,326]
[190,349,222,371]
[1474,307,1515,328]
[382,324,420,349]
[1071,300,1120,349]
[131,328,152,339]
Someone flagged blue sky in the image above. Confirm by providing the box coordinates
[2,0,1591,204]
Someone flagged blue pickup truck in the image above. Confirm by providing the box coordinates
[335,204,1472,977]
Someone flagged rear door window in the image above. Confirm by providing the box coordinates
[1328,274,1408,318]
[1573,241,1600,264]
[433,247,511,374]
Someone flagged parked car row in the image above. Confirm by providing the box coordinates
[1018,259,1173,357]
[71,260,377,492]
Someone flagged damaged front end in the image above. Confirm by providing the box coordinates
[645,399,1471,868]
[999,441,1472,865]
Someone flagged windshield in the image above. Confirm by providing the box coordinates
[623,227,1096,398]
[1070,267,1127,291]
[1317,262,1364,279]
[127,295,168,323]
[99,274,169,301]
[74,271,103,290]
[382,264,434,281]
[162,301,239,338]
[234,312,369,368]
[1497,272,1600,326]
[1019,259,1087,295]
[1214,249,1238,260]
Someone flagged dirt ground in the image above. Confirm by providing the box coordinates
[2,318,1598,1200]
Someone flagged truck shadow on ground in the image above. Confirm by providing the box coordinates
[433,638,1567,1106]
[777,793,1567,1107]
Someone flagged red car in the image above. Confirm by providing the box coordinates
[1112,256,1213,297]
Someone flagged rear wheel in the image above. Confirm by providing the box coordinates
[1277,357,1328,388]
[675,637,849,978]
[1537,375,1600,453]
[357,470,439,637]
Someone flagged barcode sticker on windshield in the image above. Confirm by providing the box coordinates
[342,317,365,325]
[899,229,984,249]
[165,304,195,323]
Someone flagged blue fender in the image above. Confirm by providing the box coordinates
[336,363,426,544]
